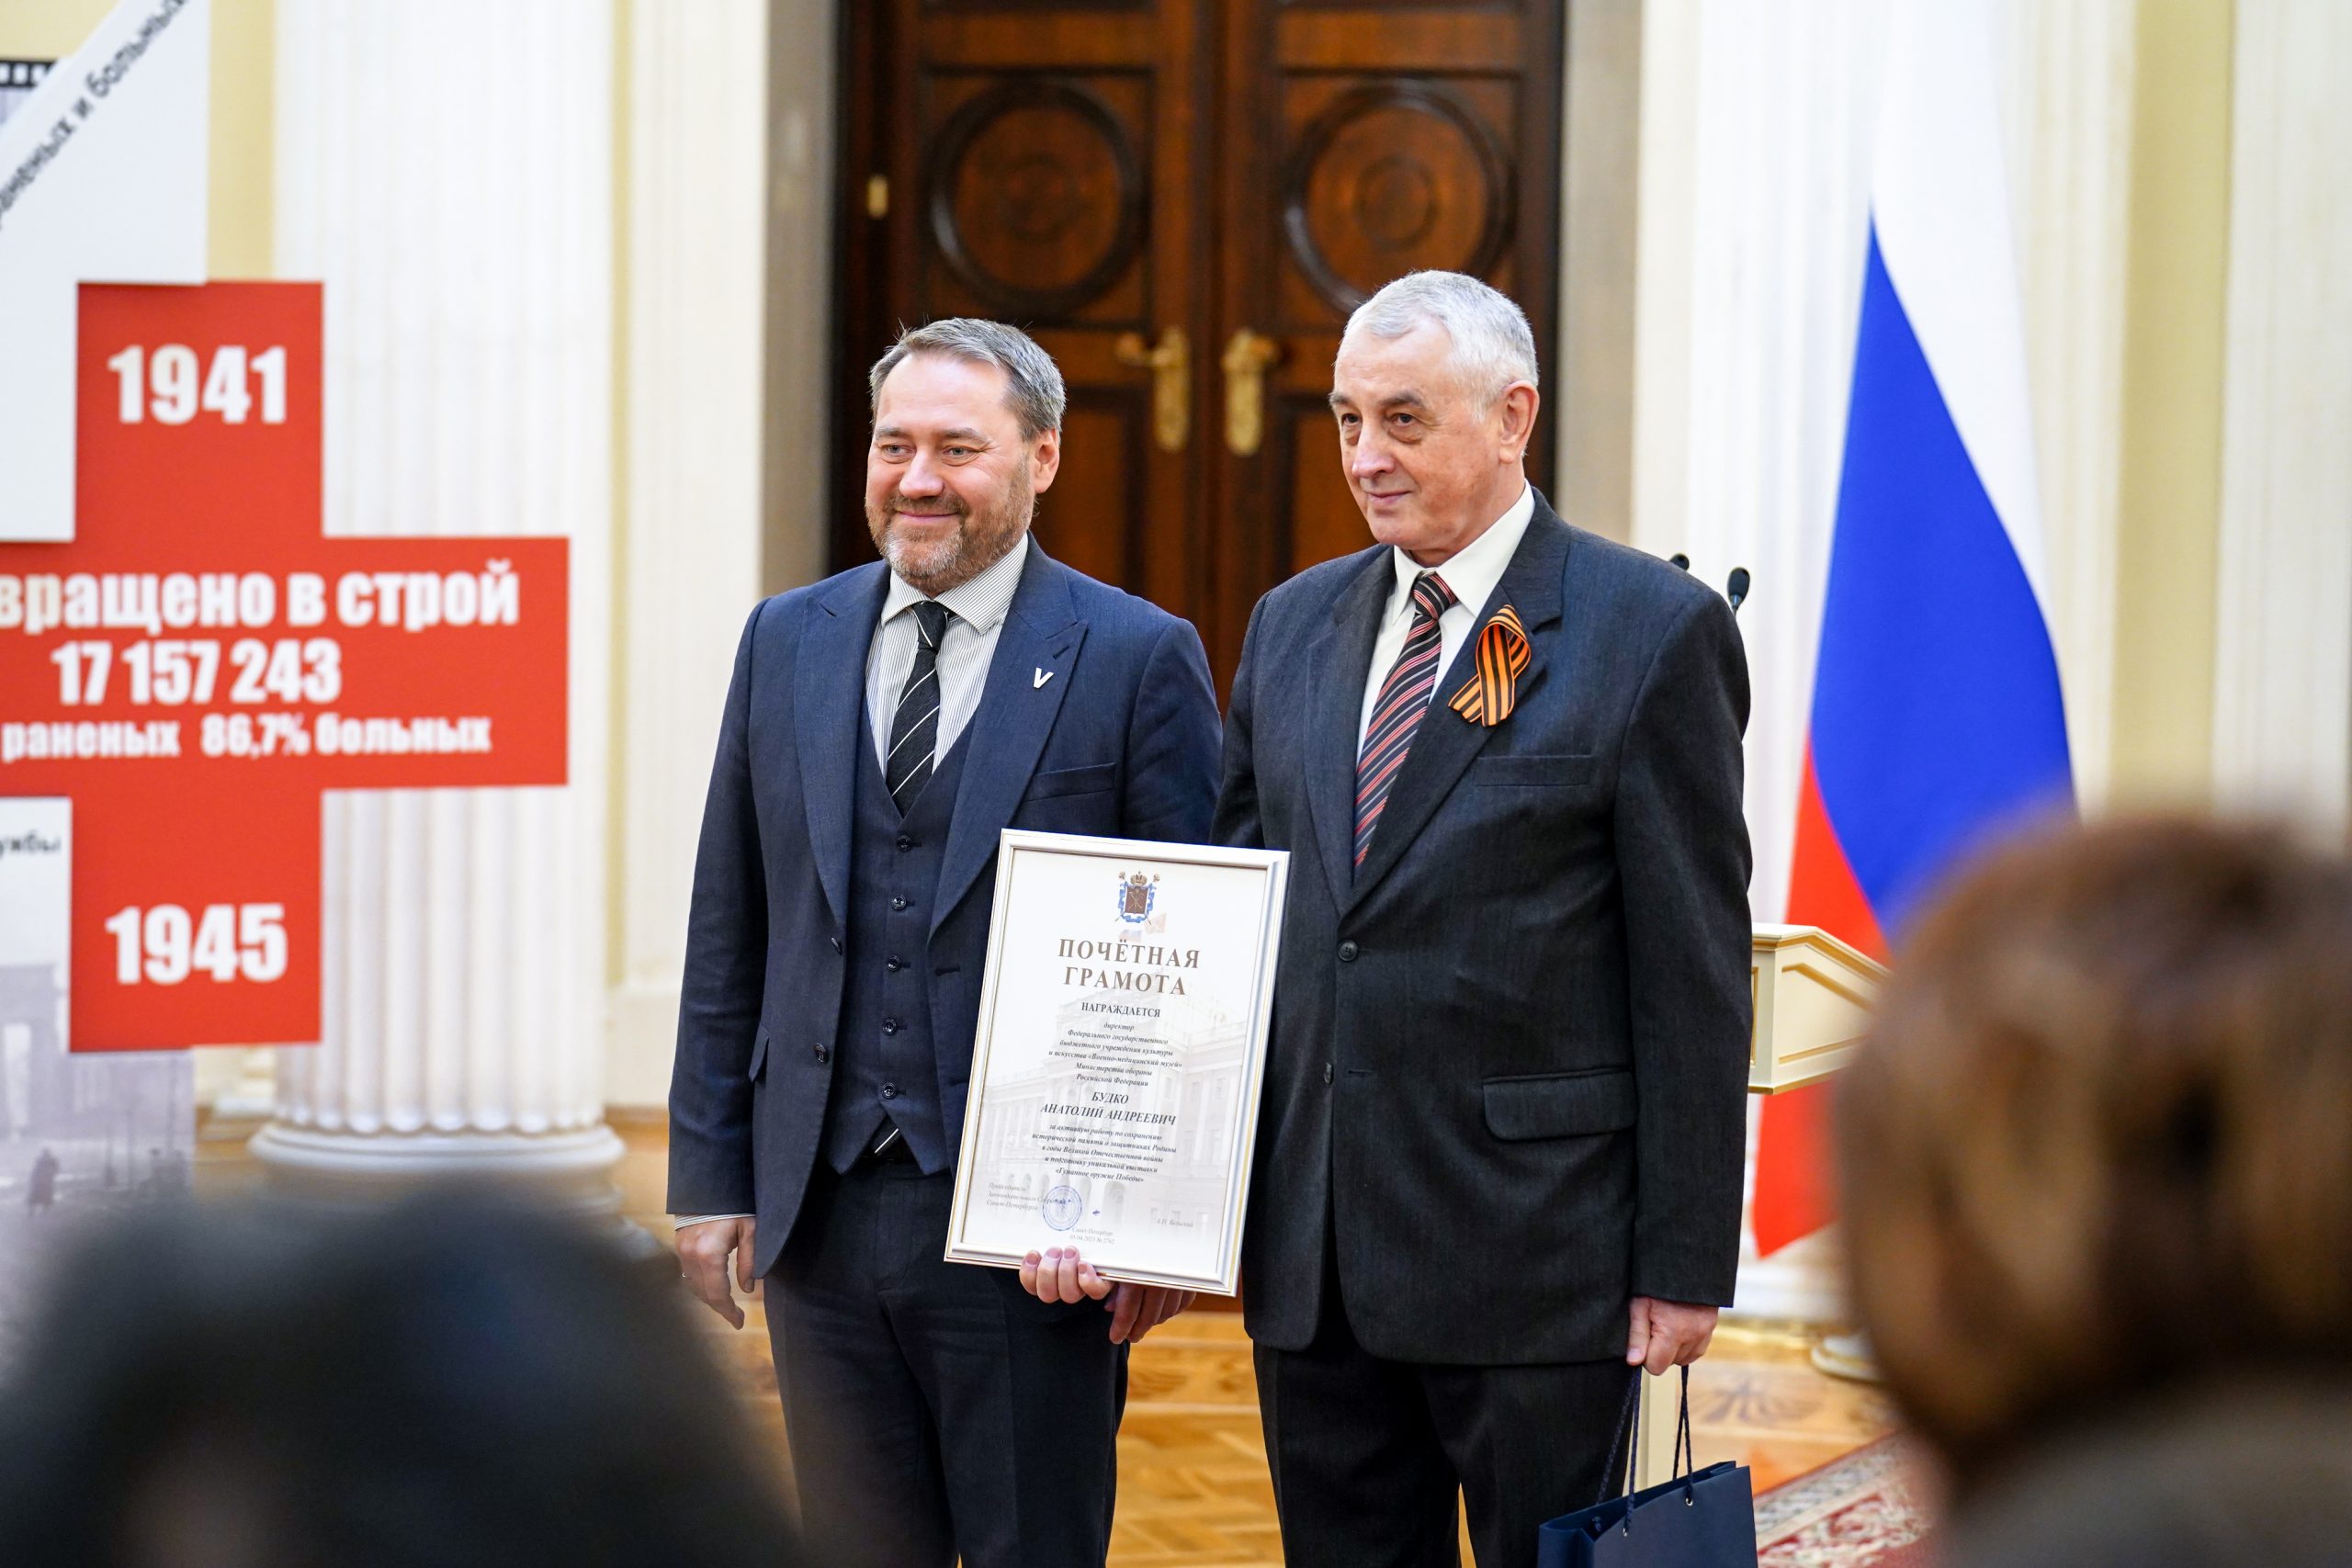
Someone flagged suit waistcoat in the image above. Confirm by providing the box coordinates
[820,705,970,1174]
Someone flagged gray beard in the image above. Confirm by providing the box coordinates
[875,491,1031,594]
[883,520,978,591]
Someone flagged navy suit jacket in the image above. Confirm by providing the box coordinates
[1216,494,1754,1365]
[668,543,1223,1277]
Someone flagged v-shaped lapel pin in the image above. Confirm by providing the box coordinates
[1033,667,1054,689]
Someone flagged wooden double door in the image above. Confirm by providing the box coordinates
[834,0,1564,692]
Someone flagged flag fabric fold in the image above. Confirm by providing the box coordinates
[1752,0,2075,1257]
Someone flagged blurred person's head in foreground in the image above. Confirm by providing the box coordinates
[1941,1383,2352,1568]
[0,1191,797,1568]
[1839,818,2352,1492]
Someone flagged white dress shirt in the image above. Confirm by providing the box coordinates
[1355,484,1534,753]
[865,532,1029,768]
[673,534,1031,1231]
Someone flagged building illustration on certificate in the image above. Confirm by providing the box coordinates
[976,987,1247,1247]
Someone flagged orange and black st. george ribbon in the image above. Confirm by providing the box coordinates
[1448,604,1530,726]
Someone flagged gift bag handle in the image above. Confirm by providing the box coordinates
[1594,1365,1700,1515]
[1674,1363,1696,1479]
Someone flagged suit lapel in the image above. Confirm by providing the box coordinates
[1301,551,1396,913]
[797,564,890,929]
[1345,501,1574,910]
[932,544,1087,935]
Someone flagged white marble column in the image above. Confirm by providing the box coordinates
[249,0,620,1197]
[604,0,775,1110]
[2211,0,2352,837]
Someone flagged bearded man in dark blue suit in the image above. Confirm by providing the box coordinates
[667,320,1221,1568]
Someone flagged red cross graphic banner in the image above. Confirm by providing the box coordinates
[0,283,569,1051]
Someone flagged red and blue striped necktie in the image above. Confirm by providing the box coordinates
[1353,570,1456,867]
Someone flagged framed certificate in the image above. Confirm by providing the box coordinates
[944,829,1289,1295]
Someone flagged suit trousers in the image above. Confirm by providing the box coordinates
[1254,1241,1634,1568]
[766,1157,1128,1568]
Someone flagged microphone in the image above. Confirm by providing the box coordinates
[1669,553,1690,571]
[1726,567,1751,615]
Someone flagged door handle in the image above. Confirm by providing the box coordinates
[1113,326,1190,453]
[1221,329,1283,457]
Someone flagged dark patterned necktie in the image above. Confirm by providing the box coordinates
[1353,571,1456,866]
[885,600,952,807]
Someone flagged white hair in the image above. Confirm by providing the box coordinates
[1341,270,1539,402]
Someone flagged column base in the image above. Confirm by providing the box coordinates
[248,1121,628,1213]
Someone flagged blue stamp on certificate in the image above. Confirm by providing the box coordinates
[1042,1184,1084,1231]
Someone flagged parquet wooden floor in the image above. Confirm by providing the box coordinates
[198,1111,1896,1565]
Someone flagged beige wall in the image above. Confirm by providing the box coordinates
[605,0,776,1107]
[2109,0,2233,807]
[0,0,275,278]
[206,0,272,279]
[1555,0,1643,542]
[0,0,114,59]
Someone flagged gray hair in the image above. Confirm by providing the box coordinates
[1342,271,1540,402]
[868,318,1067,440]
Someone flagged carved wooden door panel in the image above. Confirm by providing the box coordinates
[1205,1,1562,683]
[837,3,1563,691]
[836,4,1214,623]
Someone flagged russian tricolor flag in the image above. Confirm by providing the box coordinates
[1752,0,2075,1255]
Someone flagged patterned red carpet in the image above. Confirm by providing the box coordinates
[1755,1436,1938,1566]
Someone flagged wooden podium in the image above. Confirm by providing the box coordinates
[1632,924,1888,1487]
[1746,923,1886,1095]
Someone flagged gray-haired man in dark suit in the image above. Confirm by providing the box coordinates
[1216,271,1753,1568]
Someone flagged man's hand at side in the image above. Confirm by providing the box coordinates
[678,1217,758,1330]
[1625,1295,1718,1375]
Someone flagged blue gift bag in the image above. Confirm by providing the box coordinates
[1536,1367,1758,1568]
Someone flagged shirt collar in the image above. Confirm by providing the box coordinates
[1388,482,1533,620]
[882,532,1031,635]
